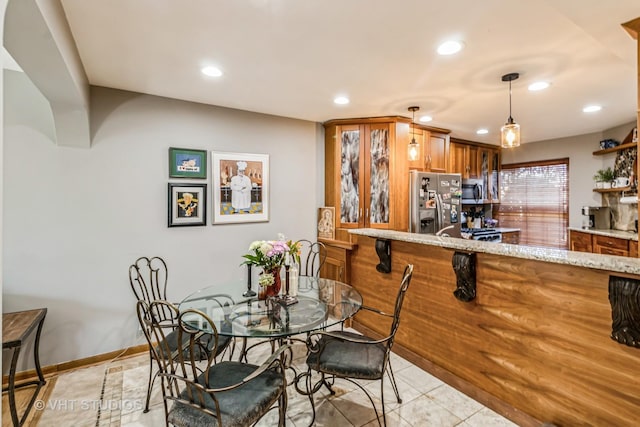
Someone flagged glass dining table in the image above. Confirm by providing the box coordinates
[179,276,362,340]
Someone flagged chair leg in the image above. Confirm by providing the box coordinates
[386,359,402,404]
[278,383,288,427]
[144,352,155,413]
[305,368,318,426]
[380,379,387,427]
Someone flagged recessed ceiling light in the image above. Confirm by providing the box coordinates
[201,66,223,77]
[476,129,489,135]
[528,81,550,91]
[583,105,602,113]
[419,115,433,123]
[437,41,463,56]
[334,96,350,105]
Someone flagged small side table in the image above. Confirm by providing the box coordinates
[2,308,47,427]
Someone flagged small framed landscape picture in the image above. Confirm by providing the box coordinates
[169,147,207,179]
[211,151,269,224]
[168,183,207,227]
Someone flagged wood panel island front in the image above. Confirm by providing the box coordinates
[347,229,640,427]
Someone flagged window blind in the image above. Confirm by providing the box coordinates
[496,159,569,249]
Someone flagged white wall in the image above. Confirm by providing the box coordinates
[500,121,637,228]
[3,82,324,368]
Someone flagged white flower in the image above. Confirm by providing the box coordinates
[259,241,273,256]
[258,272,274,287]
[249,240,263,250]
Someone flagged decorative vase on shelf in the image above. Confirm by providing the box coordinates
[258,268,282,300]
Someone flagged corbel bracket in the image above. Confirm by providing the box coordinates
[452,252,476,302]
[609,275,640,348]
[375,239,391,274]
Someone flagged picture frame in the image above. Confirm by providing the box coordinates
[169,147,207,179]
[317,207,335,240]
[211,152,269,224]
[168,183,207,227]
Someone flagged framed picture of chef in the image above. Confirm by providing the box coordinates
[211,151,269,224]
[168,183,207,227]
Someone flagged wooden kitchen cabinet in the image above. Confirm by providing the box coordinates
[569,230,594,253]
[407,127,450,173]
[501,230,520,244]
[450,139,481,179]
[318,239,352,283]
[569,229,638,257]
[426,131,449,172]
[324,117,413,240]
[593,234,629,256]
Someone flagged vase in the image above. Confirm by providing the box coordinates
[258,267,282,300]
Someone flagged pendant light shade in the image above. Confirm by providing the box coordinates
[500,73,521,148]
[408,106,419,161]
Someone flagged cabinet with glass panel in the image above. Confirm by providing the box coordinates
[323,117,416,242]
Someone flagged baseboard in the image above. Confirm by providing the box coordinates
[2,343,149,387]
[352,320,543,427]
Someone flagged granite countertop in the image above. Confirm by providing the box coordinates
[349,228,640,275]
[568,227,638,241]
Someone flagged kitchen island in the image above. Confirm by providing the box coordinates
[348,228,640,427]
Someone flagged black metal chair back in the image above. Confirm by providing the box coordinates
[129,256,168,304]
[296,239,327,277]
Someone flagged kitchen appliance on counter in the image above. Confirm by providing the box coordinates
[409,171,462,237]
[461,178,491,204]
[581,206,611,230]
[461,228,502,242]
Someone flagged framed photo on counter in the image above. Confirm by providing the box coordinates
[317,207,335,240]
[168,183,207,227]
[211,151,269,224]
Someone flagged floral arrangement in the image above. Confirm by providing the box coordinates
[242,234,301,282]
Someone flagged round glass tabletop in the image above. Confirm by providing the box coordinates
[179,276,362,338]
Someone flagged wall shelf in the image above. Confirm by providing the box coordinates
[593,142,637,156]
[593,186,631,193]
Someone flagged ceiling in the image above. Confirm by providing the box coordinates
[53,1,640,144]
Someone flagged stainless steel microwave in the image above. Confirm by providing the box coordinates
[461,179,485,204]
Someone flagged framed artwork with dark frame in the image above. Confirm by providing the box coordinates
[169,147,207,179]
[211,151,269,224]
[168,183,207,227]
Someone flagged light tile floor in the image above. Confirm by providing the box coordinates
[34,329,519,427]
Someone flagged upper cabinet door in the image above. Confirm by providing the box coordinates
[407,128,425,171]
[467,145,481,179]
[427,132,449,173]
[337,124,364,228]
[366,123,391,227]
[449,142,468,178]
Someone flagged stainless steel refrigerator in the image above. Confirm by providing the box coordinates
[409,171,462,237]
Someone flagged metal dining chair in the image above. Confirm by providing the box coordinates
[129,256,232,412]
[304,264,414,426]
[296,239,327,277]
[145,302,289,427]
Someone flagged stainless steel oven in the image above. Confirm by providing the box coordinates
[462,228,502,242]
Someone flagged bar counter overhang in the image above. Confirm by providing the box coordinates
[347,229,640,427]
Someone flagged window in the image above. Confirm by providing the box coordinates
[496,159,569,249]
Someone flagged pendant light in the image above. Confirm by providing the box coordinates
[408,106,420,161]
[500,72,521,148]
